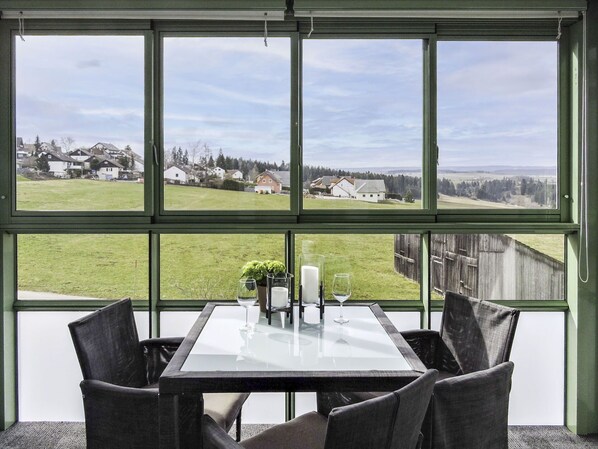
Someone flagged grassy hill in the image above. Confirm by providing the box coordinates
[15,179,559,300]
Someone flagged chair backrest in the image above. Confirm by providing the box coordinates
[68,299,147,387]
[432,361,515,449]
[440,291,520,374]
[324,370,438,449]
[390,369,438,449]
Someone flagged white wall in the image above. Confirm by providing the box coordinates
[17,309,564,425]
[431,311,565,425]
[18,311,149,421]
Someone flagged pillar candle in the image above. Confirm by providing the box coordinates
[301,265,319,304]
[270,286,288,308]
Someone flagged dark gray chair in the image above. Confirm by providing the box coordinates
[202,369,438,449]
[69,299,249,449]
[318,291,520,449]
[430,361,514,449]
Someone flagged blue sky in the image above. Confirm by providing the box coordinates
[16,36,557,170]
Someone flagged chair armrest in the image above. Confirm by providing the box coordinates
[203,415,244,449]
[400,329,440,369]
[80,379,160,448]
[140,337,184,384]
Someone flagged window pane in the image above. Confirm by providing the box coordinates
[429,234,564,300]
[163,37,290,211]
[16,36,145,211]
[17,234,148,299]
[302,40,423,210]
[160,234,285,299]
[437,41,558,210]
[295,234,421,300]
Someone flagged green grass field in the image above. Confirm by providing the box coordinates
[17,179,422,210]
[15,179,561,300]
[18,233,421,301]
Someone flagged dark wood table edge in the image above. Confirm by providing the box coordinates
[160,302,426,395]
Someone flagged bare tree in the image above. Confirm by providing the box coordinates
[60,136,76,154]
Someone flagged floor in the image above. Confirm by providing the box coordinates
[0,422,597,448]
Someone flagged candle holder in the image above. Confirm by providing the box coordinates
[266,272,294,326]
[298,254,325,320]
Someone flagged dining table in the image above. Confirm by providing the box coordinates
[158,302,426,449]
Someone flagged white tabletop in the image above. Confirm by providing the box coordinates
[181,305,411,372]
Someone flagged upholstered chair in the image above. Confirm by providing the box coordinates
[69,298,249,449]
[318,291,520,449]
[203,369,438,449]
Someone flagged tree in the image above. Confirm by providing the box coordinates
[89,157,102,171]
[34,135,41,154]
[216,149,225,168]
[183,149,189,166]
[117,155,131,170]
[404,190,414,203]
[60,136,75,153]
[36,155,50,173]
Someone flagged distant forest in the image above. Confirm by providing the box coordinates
[437,177,556,206]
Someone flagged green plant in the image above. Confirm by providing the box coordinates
[241,259,286,286]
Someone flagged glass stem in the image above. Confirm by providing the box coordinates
[340,302,343,318]
[245,307,249,326]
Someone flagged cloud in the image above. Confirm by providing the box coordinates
[76,59,101,69]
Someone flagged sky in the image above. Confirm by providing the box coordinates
[16,36,557,171]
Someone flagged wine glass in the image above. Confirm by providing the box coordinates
[332,273,351,324]
[237,278,257,331]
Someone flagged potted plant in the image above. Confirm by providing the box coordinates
[241,259,286,312]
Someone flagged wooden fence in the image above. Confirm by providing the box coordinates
[394,234,564,300]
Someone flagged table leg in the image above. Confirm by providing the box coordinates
[159,393,179,449]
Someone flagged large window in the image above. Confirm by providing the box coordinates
[160,234,286,299]
[17,234,148,300]
[302,39,423,210]
[429,234,564,300]
[163,37,291,211]
[437,41,558,210]
[15,35,145,211]
[295,234,421,300]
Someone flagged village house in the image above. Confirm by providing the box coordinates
[94,157,123,180]
[255,170,290,194]
[89,142,144,174]
[208,166,226,179]
[309,175,337,193]
[38,150,80,178]
[164,165,194,184]
[226,169,244,180]
[330,176,356,198]
[355,179,387,203]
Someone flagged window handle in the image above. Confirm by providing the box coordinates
[152,142,159,166]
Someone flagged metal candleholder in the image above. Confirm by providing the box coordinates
[266,273,294,326]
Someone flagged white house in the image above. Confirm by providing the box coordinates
[39,150,79,178]
[226,169,243,180]
[164,165,191,184]
[69,148,94,165]
[96,158,123,180]
[330,177,356,198]
[355,179,386,203]
[208,166,226,179]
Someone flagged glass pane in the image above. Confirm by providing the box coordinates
[163,37,290,211]
[429,234,564,300]
[437,41,558,210]
[302,39,423,210]
[295,234,421,300]
[16,36,145,211]
[160,234,285,299]
[17,234,148,299]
